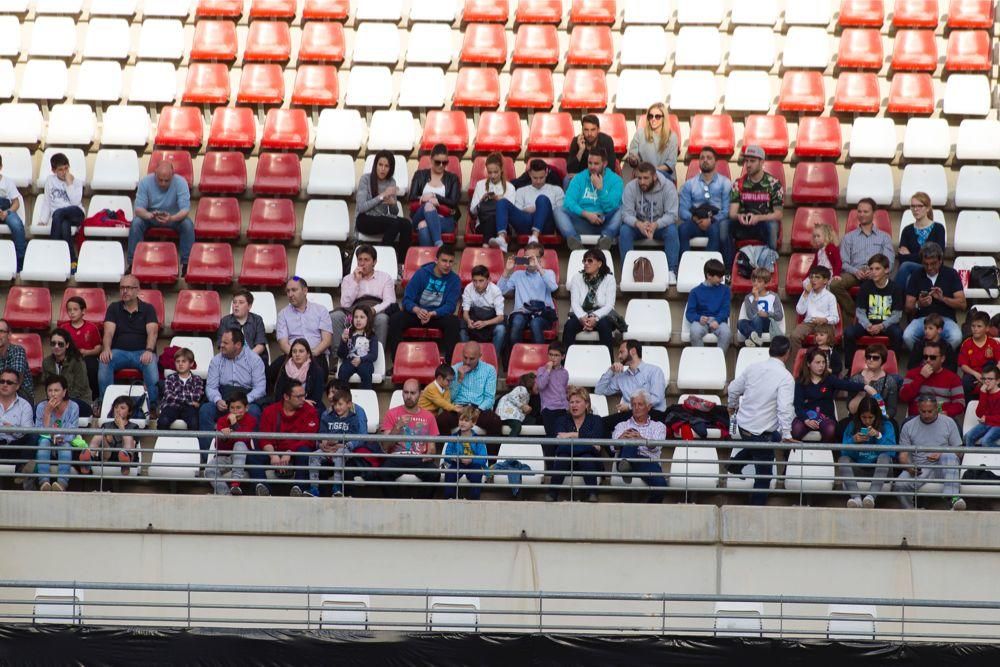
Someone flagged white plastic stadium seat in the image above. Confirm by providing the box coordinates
[137,19,184,60]
[565,344,612,387]
[33,588,83,625]
[101,106,151,147]
[493,442,544,486]
[315,109,366,151]
[678,348,726,391]
[677,251,722,293]
[678,393,723,438]
[956,120,1000,161]
[827,605,876,640]
[350,390,380,434]
[36,148,87,189]
[899,164,948,208]
[319,594,370,630]
[91,0,138,16]
[142,0,191,18]
[565,249,614,288]
[367,110,416,152]
[306,154,357,197]
[410,0,458,21]
[729,27,776,68]
[623,299,672,343]
[680,316,721,345]
[19,60,68,101]
[0,240,15,281]
[247,291,277,334]
[74,60,124,103]
[406,23,454,66]
[677,0,724,24]
[670,70,719,112]
[642,346,672,386]
[345,66,394,108]
[75,241,125,283]
[356,0,402,21]
[0,147,30,188]
[848,118,897,160]
[0,60,13,99]
[429,596,480,631]
[97,385,148,427]
[397,67,447,108]
[785,0,833,25]
[352,23,401,65]
[127,61,178,104]
[668,446,720,490]
[731,0,778,25]
[295,245,344,288]
[148,436,199,478]
[783,448,836,492]
[21,240,71,282]
[674,27,721,68]
[724,72,773,113]
[29,17,76,58]
[960,448,1000,497]
[902,118,950,161]
[782,27,832,69]
[615,70,666,111]
[714,602,764,637]
[83,18,130,60]
[619,26,668,67]
[45,105,96,146]
[955,166,1000,209]
[350,245,398,281]
[954,211,1000,254]
[301,200,350,241]
[898,210,948,246]
[0,0,28,10]
[734,346,770,378]
[623,0,671,24]
[846,163,893,206]
[734,315,785,345]
[954,256,999,300]
[363,153,410,192]
[0,16,20,58]
[943,74,991,117]
[85,195,134,237]
[620,250,669,293]
[165,336,214,380]
[306,292,334,312]
[36,0,83,12]
[91,149,140,191]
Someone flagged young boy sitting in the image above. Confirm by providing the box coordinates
[964,363,1000,447]
[959,311,1000,400]
[907,313,957,372]
[311,388,368,497]
[790,265,838,360]
[419,363,462,419]
[44,152,85,273]
[442,405,488,500]
[685,258,732,351]
[157,347,204,432]
[737,267,784,347]
[460,264,507,354]
[206,391,256,495]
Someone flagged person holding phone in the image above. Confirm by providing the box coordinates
[127,161,194,277]
[839,395,896,509]
[902,242,965,351]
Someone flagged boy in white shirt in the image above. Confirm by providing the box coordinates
[790,265,839,360]
[493,159,565,252]
[0,153,26,274]
[459,264,507,354]
[44,153,85,273]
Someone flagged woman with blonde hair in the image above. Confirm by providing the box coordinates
[625,102,678,182]
[896,191,945,289]
[547,386,605,503]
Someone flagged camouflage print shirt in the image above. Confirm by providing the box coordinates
[730,172,783,216]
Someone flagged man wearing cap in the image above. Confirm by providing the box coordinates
[723,145,783,270]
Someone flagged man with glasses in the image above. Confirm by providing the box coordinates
[0,369,35,489]
[678,146,731,258]
[253,379,319,497]
[899,340,965,419]
[564,114,617,189]
[0,320,31,403]
[98,275,160,414]
[618,162,680,285]
[902,242,965,351]
[843,253,904,364]
[724,145,782,270]
[830,198,895,322]
[894,393,965,511]
[276,276,334,373]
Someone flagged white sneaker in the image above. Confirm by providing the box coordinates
[846,496,862,508]
[488,235,508,253]
[255,483,270,496]
[667,270,677,286]
[290,485,304,497]
[749,332,762,347]
[528,233,540,246]
[862,495,875,509]
[951,497,966,511]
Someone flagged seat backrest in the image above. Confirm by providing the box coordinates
[319,594,370,630]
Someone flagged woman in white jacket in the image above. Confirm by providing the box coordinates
[563,248,619,353]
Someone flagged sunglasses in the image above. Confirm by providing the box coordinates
[865,354,883,361]
[0,379,16,385]
[433,159,449,166]
[923,354,939,360]
[50,340,66,348]
[647,113,664,120]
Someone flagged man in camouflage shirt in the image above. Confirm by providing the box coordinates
[723,145,783,270]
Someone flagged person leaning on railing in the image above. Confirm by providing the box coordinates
[547,386,605,503]
[894,393,965,511]
[0,368,35,490]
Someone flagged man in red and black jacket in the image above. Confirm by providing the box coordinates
[251,380,319,497]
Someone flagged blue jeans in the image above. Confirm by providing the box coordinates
[459,321,507,356]
[738,316,770,339]
[620,445,667,502]
[443,460,486,499]
[496,196,554,236]
[552,207,622,244]
[903,317,963,350]
[51,206,84,263]
[337,359,374,389]
[678,218,721,254]
[97,349,160,408]
[618,223,680,274]
[251,445,313,494]
[964,423,1000,447]
[720,218,779,267]
[894,259,921,292]
[3,210,26,272]
[411,207,455,247]
[36,436,72,489]
[198,401,263,463]
[509,311,547,346]
[127,217,195,264]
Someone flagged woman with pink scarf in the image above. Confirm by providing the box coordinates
[268,338,325,406]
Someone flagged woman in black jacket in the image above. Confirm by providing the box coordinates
[408,143,461,247]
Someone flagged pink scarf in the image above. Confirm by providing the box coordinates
[284,356,310,383]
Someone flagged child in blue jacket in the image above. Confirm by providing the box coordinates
[443,406,489,500]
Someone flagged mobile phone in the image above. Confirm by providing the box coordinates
[919,290,930,298]
[514,257,529,266]
[860,427,869,436]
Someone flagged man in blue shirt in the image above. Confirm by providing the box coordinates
[596,340,668,430]
[497,242,559,349]
[388,245,462,359]
[678,146,731,257]
[436,341,502,440]
[553,147,623,251]
[126,162,195,275]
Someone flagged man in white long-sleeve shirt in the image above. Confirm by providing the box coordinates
[492,159,564,252]
[727,335,796,505]
[790,265,839,361]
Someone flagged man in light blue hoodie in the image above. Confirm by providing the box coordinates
[553,147,623,251]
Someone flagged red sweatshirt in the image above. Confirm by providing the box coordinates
[976,389,1000,428]
[899,366,965,418]
[215,413,257,452]
[256,402,319,452]
[808,243,842,278]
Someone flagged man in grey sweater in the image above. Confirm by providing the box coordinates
[617,162,680,284]
[894,394,965,510]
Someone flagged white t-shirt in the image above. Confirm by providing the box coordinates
[0,174,23,212]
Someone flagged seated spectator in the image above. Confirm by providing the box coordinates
[206,391,255,496]
[442,405,489,500]
[436,342,502,438]
[618,162,679,283]
[81,395,138,476]
[43,328,92,417]
[336,305,379,389]
[459,265,506,354]
[907,313,958,372]
[959,311,1000,400]
[723,145,782,269]
[0,153,25,275]
[847,343,899,422]
[737,268,784,347]
[793,347,871,442]
[613,391,667,503]
[470,152,515,249]
[310,388,368,497]
[895,394,965,511]
[419,363,460,418]
[323,380,379,491]
[554,147,623,251]
[903,242,965,351]
[843,253,904,364]
[408,143,461,247]
[270,338,325,407]
[496,373,536,437]
[43,152,84,274]
[216,289,268,365]
[331,244,395,351]
[0,369,38,490]
[355,150,411,259]
[253,380,320,497]
[126,161,194,276]
[564,113,618,188]
[624,103,678,183]
[276,276,334,373]
[896,192,945,291]
[498,242,558,346]
[685,258,732,352]
[59,296,102,398]
[156,347,204,432]
[198,328,266,461]
[563,248,619,353]
[899,340,965,419]
[0,320,31,404]
[547,386,605,503]
[537,342,569,438]
[494,159,562,252]
[597,340,668,428]
[811,323,844,378]
[965,362,1000,447]
[678,146,730,257]
[98,275,160,414]
[839,395,896,509]
[801,222,841,292]
[387,245,461,360]
[789,265,838,361]
[378,379,439,498]
[830,199,895,321]
[32,375,80,492]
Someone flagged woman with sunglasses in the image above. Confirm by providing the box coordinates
[625,102,677,183]
[847,343,899,422]
[355,149,411,259]
[42,328,92,417]
[895,191,945,290]
[563,248,619,354]
[407,143,461,247]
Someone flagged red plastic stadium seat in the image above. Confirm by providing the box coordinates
[238,244,288,286]
[298,21,346,63]
[421,111,470,153]
[451,343,499,368]
[392,342,441,385]
[402,247,439,286]
[253,153,300,195]
[566,25,613,66]
[839,0,885,26]
[184,243,234,286]
[453,67,501,109]
[237,63,285,106]
[891,30,938,71]
[784,252,813,298]
[138,290,165,327]
[474,112,522,153]
[515,0,564,23]
[945,30,991,72]
[791,207,839,251]
[148,150,195,188]
[303,0,350,20]
[527,112,574,152]
[465,154,515,202]
[132,242,179,284]
[947,0,994,28]
[742,115,789,157]
[260,108,310,151]
[208,107,257,150]
[512,24,559,66]
[508,69,555,110]
[191,21,238,61]
[247,198,295,241]
[197,0,243,18]
[850,349,899,375]
[687,114,735,157]
[535,156,567,182]
[561,69,607,110]
[250,0,296,19]
[245,20,292,62]
[461,23,507,65]
[194,197,242,240]
[291,65,339,107]
[832,72,881,114]
[459,247,504,286]
[417,155,464,191]
[595,112,629,156]
[571,0,616,24]
[795,116,842,158]
[684,159,731,181]
[887,72,935,114]
[779,71,826,113]
[464,0,509,21]
[9,333,42,375]
[506,343,548,384]
[3,287,51,330]
[199,152,248,194]
[183,63,231,105]
[172,290,223,333]
[791,162,840,205]
[155,107,204,148]
[845,208,892,235]
[58,288,107,325]
[837,28,884,69]
[892,0,939,27]
[731,256,779,296]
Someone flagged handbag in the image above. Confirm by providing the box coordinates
[466,305,499,342]
[632,256,654,283]
[969,265,1000,299]
[468,305,497,322]
[524,300,557,323]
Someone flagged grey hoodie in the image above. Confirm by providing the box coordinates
[620,176,678,229]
